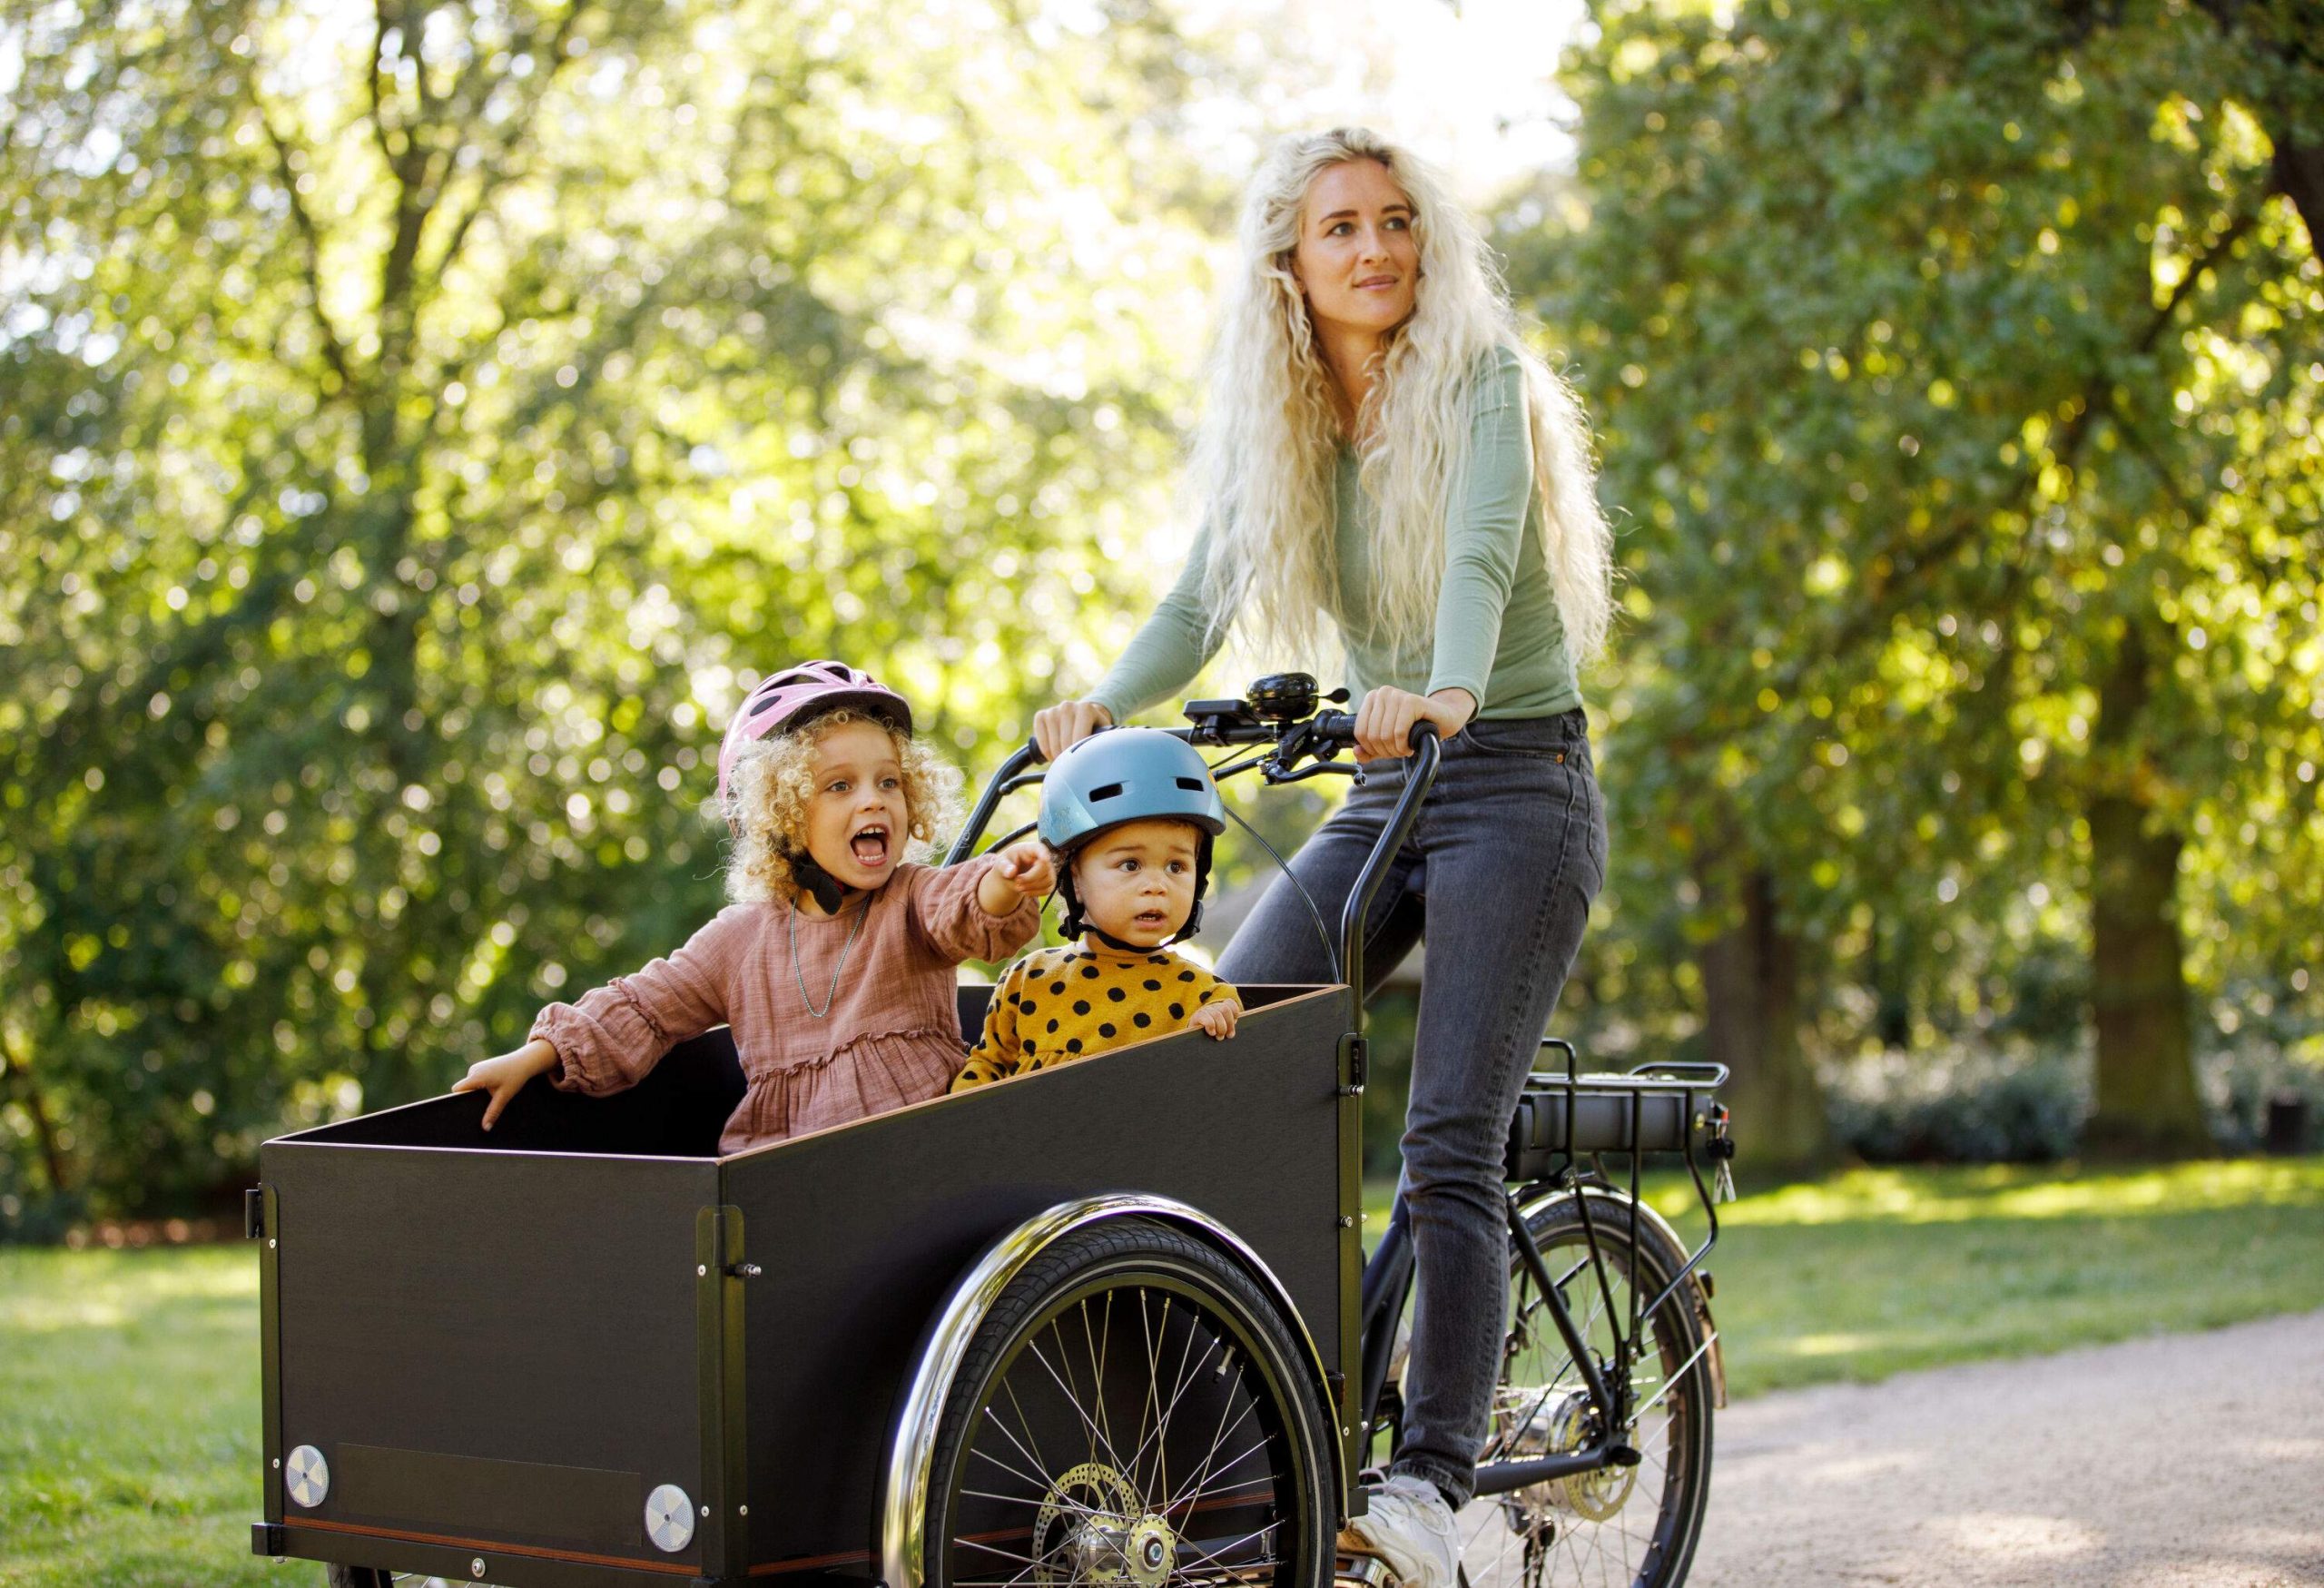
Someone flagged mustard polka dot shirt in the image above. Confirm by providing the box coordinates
[952,942,1236,1089]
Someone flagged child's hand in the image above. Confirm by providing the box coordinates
[450,1038,560,1129]
[1190,997,1242,1041]
[981,840,1057,912]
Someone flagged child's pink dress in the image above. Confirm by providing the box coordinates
[529,857,1039,1154]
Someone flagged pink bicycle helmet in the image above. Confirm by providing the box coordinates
[715,659,914,811]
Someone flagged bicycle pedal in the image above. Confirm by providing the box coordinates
[1334,1538,1398,1588]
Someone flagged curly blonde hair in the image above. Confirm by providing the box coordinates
[1193,126,1614,667]
[720,710,964,904]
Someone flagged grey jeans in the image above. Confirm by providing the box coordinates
[1216,709,1607,1506]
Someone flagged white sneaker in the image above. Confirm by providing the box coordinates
[1342,1473,1461,1588]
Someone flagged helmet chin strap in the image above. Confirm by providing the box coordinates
[788,848,850,916]
[1055,871,1207,952]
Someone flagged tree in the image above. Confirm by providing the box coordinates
[1526,0,2320,1159]
[0,0,1236,1216]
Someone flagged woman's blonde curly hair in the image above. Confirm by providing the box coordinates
[721,709,964,904]
[1192,126,1614,669]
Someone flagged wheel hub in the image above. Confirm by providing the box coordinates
[1499,1384,1638,1524]
[1126,1514,1177,1588]
[1033,1463,1184,1587]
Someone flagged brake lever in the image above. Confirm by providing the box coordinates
[1263,759,1361,786]
[1259,719,1363,786]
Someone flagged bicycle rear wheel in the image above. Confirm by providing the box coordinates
[1452,1193,1714,1588]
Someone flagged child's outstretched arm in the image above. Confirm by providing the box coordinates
[976,841,1055,918]
[454,906,753,1127]
[907,843,1050,963]
[453,1039,560,1129]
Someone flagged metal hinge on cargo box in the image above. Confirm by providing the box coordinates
[243,1188,266,1240]
[1338,1032,1367,1096]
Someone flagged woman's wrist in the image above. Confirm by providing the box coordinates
[1427,686,1479,731]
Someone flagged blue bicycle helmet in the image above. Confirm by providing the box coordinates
[1040,729,1226,945]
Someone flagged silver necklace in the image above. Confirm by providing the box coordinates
[789,891,872,1019]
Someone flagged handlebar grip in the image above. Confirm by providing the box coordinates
[1312,713,1443,750]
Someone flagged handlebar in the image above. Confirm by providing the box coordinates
[943,684,1444,1042]
[951,697,1423,867]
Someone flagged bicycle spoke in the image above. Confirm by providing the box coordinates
[1087,1291,1116,1474]
[1171,1520,1281,1575]
[1160,1356,1260,1516]
[953,1535,1043,1567]
[1027,1327,1132,1478]
[980,1403,1051,1493]
[1124,1309,1221,1504]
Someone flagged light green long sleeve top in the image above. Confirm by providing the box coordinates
[1088,346,1583,726]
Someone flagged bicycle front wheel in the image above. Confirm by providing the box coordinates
[922,1218,1337,1588]
[1452,1192,1715,1588]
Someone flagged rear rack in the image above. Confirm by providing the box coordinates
[1506,1041,1735,1354]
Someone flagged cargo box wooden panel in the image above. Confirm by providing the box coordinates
[251,982,1350,1587]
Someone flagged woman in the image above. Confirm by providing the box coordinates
[1034,127,1613,1588]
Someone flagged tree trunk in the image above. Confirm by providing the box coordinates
[0,1028,73,1194]
[1698,860,1833,1178]
[1867,914,1913,1050]
[2084,620,2209,1157]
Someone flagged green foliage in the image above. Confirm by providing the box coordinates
[0,0,1237,1216]
[1514,0,2323,1137]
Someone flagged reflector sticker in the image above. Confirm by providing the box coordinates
[645,1483,695,1553]
[285,1445,330,1509]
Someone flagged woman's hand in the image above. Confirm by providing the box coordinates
[1353,686,1477,761]
[450,1038,561,1130]
[1190,995,1242,1041]
[979,840,1058,915]
[1032,699,1113,762]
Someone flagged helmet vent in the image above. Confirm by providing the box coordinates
[1176,777,1206,791]
[1088,783,1125,802]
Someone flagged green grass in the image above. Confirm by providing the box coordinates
[1686,1157,2324,1396]
[7,1159,2324,1584]
[0,1246,264,1586]
[1369,1156,2324,1400]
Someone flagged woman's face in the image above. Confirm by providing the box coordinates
[1289,158,1419,340]
[801,719,911,895]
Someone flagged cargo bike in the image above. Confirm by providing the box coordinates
[248,676,1737,1588]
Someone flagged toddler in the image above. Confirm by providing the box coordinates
[953,728,1241,1088]
[456,660,1052,1150]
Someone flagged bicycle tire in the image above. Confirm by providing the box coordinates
[1379,1193,1714,1588]
[922,1218,1335,1588]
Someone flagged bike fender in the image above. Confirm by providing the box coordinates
[879,1193,1345,1588]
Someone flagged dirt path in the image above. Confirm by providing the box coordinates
[1689,1307,2324,1587]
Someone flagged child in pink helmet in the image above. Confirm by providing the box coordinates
[454,661,1052,1152]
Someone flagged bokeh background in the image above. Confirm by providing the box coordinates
[4,0,2319,1237]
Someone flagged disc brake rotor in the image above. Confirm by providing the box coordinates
[1497,1385,1638,1524]
[1033,1463,1160,1587]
